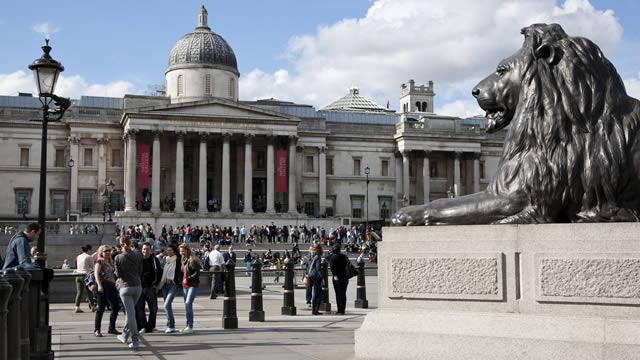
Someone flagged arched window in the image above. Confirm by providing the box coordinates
[204,74,211,95]
[415,101,421,112]
[228,77,235,98]
[421,101,427,112]
[177,75,184,97]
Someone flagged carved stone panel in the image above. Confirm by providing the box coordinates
[535,254,640,305]
[389,254,504,301]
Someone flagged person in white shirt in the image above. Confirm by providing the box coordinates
[208,244,225,298]
[74,244,96,313]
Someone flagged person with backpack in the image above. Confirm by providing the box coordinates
[74,244,96,313]
[329,244,351,315]
[135,242,163,334]
[114,236,143,350]
[306,244,324,315]
[2,222,39,270]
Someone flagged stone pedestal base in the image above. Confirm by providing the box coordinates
[355,223,640,360]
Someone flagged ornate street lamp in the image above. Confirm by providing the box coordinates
[29,38,70,266]
[364,165,370,232]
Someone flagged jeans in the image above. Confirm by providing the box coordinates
[135,286,158,332]
[94,281,120,332]
[332,278,349,313]
[163,282,177,329]
[75,275,95,307]
[119,285,142,344]
[305,283,312,303]
[183,286,198,328]
[311,278,322,311]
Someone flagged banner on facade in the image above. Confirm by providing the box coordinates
[276,149,288,193]
[137,143,151,189]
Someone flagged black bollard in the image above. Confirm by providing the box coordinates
[249,260,265,322]
[319,259,332,312]
[354,260,368,308]
[0,272,13,360]
[28,267,55,360]
[3,269,24,360]
[222,260,238,329]
[281,259,296,316]
[15,268,31,359]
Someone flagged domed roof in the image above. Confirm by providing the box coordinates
[166,6,238,74]
[321,87,393,113]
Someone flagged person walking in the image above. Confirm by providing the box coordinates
[179,244,201,334]
[306,244,324,315]
[158,244,182,334]
[135,243,163,334]
[93,245,121,337]
[329,244,350,314]
[74,244,96,313]
[114,236,143,350]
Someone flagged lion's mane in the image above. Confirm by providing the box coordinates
[489,23,640,222]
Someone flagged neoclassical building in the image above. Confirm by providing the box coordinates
[0,7,505,228]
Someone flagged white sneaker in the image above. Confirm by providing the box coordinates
[138,328,146,335]
[128,342,139,350]
[164,327,176,334]
[116,334,128,344]
[181,326,194,334]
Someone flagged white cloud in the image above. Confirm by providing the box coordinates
[32,22,59,37]
[436,99,483,119]
[624,74,640,100]
[0,70,136,98]
[239,0,623,116]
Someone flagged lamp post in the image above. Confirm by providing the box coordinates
[29,37,69,360]
[67,157,74,219]
[102,179,115,222]
[364,165,370,232]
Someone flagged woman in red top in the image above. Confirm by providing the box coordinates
[179,244,200,333]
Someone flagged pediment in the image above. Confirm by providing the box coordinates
[138,99,296,122]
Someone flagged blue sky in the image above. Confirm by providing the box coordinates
[1,0,639,117]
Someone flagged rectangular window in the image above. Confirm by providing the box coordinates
[351,196,364,218]
[15,190,31,215]
[256,151,265,170]
[353,158,361,176]
[379,197,392,220]
[51,191,66,216]
[325,196,335,217]
[480,160,486,179]
[326,158,334,175]
[111,149,122,167]
[430,160,443,178]
[80,191,95,213]
[381,159,389,176]
[19,148,29,167]
[305,155,314,173]
[304,201,315,217]
[84,148,93,167]
[55,149,65,167]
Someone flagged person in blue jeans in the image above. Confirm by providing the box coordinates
[135,243,163,333]
[93,245,121,337]
[306,244,324,315]
[179,244,201,333]
[114,236,143,350]
[158,244,182,333]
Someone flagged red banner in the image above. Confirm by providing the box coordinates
[137,143,151,189]
[276,149,288,193]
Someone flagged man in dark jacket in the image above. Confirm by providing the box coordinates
[329,244,350,314]
[135,242,162,333]
[2,222,39,269]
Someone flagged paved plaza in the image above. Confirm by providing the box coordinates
[50,275,377,359]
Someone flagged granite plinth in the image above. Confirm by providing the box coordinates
[355,223,640,360]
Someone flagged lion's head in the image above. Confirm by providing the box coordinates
[473,23,627,136]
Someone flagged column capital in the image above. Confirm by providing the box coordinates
[472,152,482,160]
[244,133,255,144]
[318,146,326,154]
[125,128,138,139]
[199,132,209,142]
[175,131,187,140]
[266,134,277,145]
[68,136,80,145]
[401,150,411,158]
[152,129,162,140]
[296,145,304,153]
[454,151,463,159]
[222,132,232,141]
[97,137,110,145]
[422,149,432,157]
[288,135,298,144]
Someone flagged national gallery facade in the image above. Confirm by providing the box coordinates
[0,7,505,228]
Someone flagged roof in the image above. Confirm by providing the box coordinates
[321,87,394,113]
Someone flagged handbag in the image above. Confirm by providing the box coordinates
[346,262,359,279]
[302,275,311,286]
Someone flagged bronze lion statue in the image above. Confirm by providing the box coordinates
[392,23,640,225]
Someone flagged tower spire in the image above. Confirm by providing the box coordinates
[197,5,210,30]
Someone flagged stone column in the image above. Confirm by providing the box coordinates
[221,133,231,213]
[422,150,431,204]
[266,136,275,214]
[198,132,208,214]
[454,151,462,197]
[174,131,185,213]
[473,153,481,193]
[69,136,80,212]
[394,151,402,211]
[244,134,254,214]
[97,137,109,193]
[402,150,410,205]
[151,131,161,213]
[288,135,297,214]
[318,146,327,216]
[124,130,137,212]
